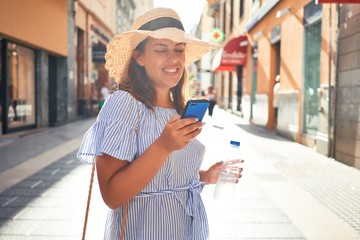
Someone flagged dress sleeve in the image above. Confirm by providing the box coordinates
[77,91,139,165]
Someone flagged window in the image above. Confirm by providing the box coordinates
[223,2,226,35]
[239,0,244,19]
[230,0,234,32]
[303,2,322,135]
[251,0,260,16]
[303,20,321,135]
[7,43,36,129]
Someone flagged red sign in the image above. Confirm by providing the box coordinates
[317,0,360,3]
[212,35,248,72]
[222,35,247,65]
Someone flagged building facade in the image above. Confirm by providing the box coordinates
[75,0,117,117]
[244,0,336,158]
[116,0,136,34]
[0,0,155,136]
[0,0,71,133]
[207,0,359,169]
[194,3,218,95]
[76,0,154,117]
[335,3,360,168]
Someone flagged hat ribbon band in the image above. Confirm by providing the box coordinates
[138,17,185,31]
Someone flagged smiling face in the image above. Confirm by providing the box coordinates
[134,37,186,92]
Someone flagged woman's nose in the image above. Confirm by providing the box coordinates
[166,55,178,64]
[168,58,177,63]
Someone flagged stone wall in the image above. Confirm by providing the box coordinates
[335,4,360,169]
[277,90,299,141]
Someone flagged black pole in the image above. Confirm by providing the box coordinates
[1,40,8,134]
[236,66,243,112]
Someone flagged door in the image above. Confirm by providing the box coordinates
[49,55,57,126]
[250,51,257,120]
[303,20,321,135]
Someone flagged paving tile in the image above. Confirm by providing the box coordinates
[234,223,304,239]
[29,220,83,237]
[0,219,42,235]
[8,207,84,221]
[1,188,44,197]
[0,207,23,219]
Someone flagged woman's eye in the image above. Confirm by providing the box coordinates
[175,49,185,53]
[156,49,168,53]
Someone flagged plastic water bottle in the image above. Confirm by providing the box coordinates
[213,140,241,200]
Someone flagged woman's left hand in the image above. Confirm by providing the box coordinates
[200,160,244,185]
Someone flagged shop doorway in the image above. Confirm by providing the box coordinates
[236,66,243,112]
[48,55,57,126]
[273,41,281,128]
[77,28,86,116]
[303,7,322,135]
[250,46,258,120]
[228,71,233,109]
[0,39,3,134]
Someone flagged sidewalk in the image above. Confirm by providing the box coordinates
[200,110,360,239]
[0,117,96,192]
[0,109,359,239]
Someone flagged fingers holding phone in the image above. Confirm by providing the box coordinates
[158,100,209,152]
[158,115,201,152]
[180,117,203,139]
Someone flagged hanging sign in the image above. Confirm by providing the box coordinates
[211,28,224,43]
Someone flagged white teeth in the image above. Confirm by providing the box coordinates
[164,68,177,73]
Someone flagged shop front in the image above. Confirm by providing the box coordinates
[75,2,113,117]
[212,35,247,113]
[90,24,110,109]
[0,41,36,133]
[0,0,68,134]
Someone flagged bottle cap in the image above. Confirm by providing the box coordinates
[230,140,240,147]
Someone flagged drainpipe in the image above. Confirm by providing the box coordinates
[327,4,332,157]
[331,4,340,158]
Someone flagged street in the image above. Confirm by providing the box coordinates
[0,108,359,240]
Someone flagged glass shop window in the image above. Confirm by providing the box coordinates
[7,43,36,129]
[0,39,2,133]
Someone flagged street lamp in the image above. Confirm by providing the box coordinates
[254,31,264,41]
[276,7,292,18]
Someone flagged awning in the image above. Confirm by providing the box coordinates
[316,0,359,2]
[212,35,247,72]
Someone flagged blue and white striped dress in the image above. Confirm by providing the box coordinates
[77,90,209,240]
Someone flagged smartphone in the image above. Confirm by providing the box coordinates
[181,99,209,121]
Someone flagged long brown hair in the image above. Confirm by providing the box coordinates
[114,38,187,114]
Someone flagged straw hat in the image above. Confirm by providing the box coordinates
[105,7,219,83]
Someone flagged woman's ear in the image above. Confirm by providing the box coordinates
[133,51,144,67]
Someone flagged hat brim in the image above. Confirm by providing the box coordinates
[105,28,219,83]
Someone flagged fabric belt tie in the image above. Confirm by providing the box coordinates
[135,180,204,198]
[135,180,205,239]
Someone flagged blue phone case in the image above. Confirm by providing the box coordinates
[181,100,209,121]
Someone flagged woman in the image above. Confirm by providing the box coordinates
[78,7,243,240]
[206,86,216,117]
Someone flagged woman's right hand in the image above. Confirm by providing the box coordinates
[158,115,203,152]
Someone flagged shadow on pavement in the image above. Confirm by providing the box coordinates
[0,151,84,228]
[235,123,289,142]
